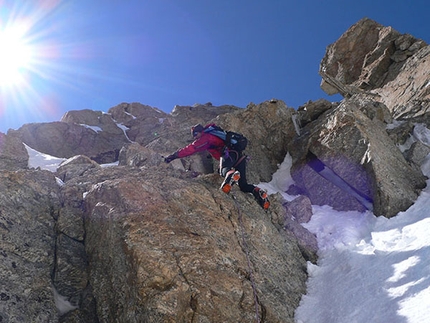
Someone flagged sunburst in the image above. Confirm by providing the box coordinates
[0,1,68,130]
[0,24,33,86]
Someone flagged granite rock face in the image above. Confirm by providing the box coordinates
[0,132,28,171]
[309,17,430,216]
[82,167,307,322]
[319,17,429,120]
[289,98,427,217]
[319,18,427,97]
[0,170,61,323]
[8,121,128,164]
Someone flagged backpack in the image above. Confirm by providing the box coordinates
[204,125,248,152]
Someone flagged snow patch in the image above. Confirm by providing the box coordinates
[291,114,301,135]
[79,124,102,132]
[413,123,430,146]
[101,161,119,167]
[258,153,296,201]
[372,217,430,252]
[55,177,65,186]
[53,287,78,315]
[303,206,375,251]
[124,111,136,119]
[116,122,132,142]
[24,144,66,172]
[386,119,406,130]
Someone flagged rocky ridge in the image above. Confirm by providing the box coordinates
[0,18,429,322]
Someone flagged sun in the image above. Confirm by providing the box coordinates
[0,25,34,86]
[0,1,81,132]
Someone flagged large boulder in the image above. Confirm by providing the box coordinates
[82,167,307,323]
[61,109,126,136]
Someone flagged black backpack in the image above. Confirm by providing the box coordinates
[204,125,248,152]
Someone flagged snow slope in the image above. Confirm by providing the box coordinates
[293,168,430,320]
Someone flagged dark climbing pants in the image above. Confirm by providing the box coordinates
[220,150,255,193]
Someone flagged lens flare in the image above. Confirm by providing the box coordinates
[0,0,64,129]
[1,24,30,82]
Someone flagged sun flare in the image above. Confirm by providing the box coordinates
[0,1,105,131]
[0,26,33,86]
[0,0,66,128]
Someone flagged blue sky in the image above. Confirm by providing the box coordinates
[0,0,429,132]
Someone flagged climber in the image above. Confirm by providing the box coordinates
[164,123,270,209]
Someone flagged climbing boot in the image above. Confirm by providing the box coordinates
[220,170,240,194]
[253,187,270,210]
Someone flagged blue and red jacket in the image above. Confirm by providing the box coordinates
[176,126,225,160]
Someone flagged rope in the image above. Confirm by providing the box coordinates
[233,154,247,168]
[231,193,261,323]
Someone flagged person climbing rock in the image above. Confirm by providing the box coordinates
[164,123,270,209]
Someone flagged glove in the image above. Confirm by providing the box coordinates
[164,153,178,163]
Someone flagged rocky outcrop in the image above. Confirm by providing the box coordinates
[319,18,426,95]
[170,102,241,124]
[78,167,307,322]
[374,46,430,119]
[319,17,429,120]
[108,102,172,146]
[282,195,318,263]
[0,170,61,323]
[57,155,101,182]
[289,97,427,217]
[8,110,130,163]
[0,132,28,171]
[308,17,430,216]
